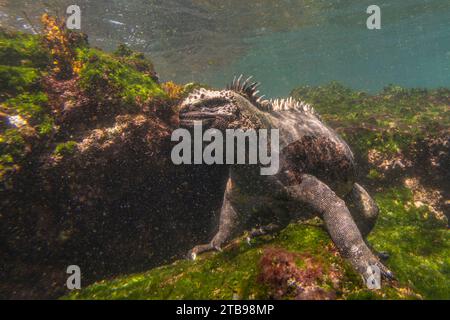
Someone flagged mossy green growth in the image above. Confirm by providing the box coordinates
[0,29,50,69]
[113,44,156,76]
[0,29,50,98]
[53,141,78,157]
[0,92,55,183]
[291,82,450,156]
[369,188,450,300]
[367,168,383,181]
[0,30,54,184]
[77,47,166,106]
[0,128,26,181]
[65,186,448,300]
[0,66,41,97]
[4,92,52,132]
[64,223,343,300]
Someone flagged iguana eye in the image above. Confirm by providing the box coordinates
[191,98,230,112]
[206,97,229,107]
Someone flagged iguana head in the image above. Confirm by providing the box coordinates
[179,76,270,131]
[179,75,321,132]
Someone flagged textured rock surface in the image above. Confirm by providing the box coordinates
[0,26,228,299]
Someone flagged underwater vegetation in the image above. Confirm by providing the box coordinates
[65,187,448,300]
[291,82,449,156]
[0,17,227,299]
[0,16,449,300]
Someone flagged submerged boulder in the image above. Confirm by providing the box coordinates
[0,26,228,299]
[65,187,449,300]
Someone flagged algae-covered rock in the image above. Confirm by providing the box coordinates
[291,82,449,156]
[64,83,449,301]
[292,82,450,223]
[0,24,228,299]
[65,187,449,300]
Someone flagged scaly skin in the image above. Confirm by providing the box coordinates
[178,76,394,282]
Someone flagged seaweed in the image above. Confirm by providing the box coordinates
[291,82,450,156]
[76,47,166,107]
[66,184,448,300]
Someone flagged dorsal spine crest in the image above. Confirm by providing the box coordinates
[227,74,319,118]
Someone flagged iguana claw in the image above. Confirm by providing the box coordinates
[187,243,222,261]
[378,262,395,280]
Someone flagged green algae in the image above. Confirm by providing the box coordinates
[367,168,383,181]
[0,91,54,183]
[0,29,49,97]
[0,29,167,185]
[0,29,50,69]
[64,223,335,300]
[66,185,449,300]
[291,82,450,156]
[65,186,448,300]
[53,141,78,157]
[0,66,41,97]
[369,188,450,300]
[5,93,51,129]
[113,44,156,77]
[0,30,52,184]
[0,128,25,181]
[76,47,166,107]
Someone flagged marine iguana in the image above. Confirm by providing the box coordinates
[178,75,394,282]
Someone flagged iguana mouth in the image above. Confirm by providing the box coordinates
[179,111,233,128]
[180,118,215,127]
[179,111,218,119]
[179,112,216,127]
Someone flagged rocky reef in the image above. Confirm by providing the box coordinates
[0,17,448,300]
[0,18,228,299]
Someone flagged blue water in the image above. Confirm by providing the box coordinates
[213,1,450,96]
[1,0,449,97]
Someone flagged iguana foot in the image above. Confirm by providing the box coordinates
[246,223,281,245]
[379,262,395,280]
[188,178,246,259]
[187,243,222,260]
[351,246,395,281]
[376,251,390,261]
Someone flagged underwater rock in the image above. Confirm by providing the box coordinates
[64,84,449,301]
[66,204,445,300]
[0,27,228,299]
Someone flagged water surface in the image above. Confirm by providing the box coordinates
[1,0,449,96]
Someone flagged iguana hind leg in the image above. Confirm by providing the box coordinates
[286,174,394,281]
[346,183,379,238]
[346,183,390,260]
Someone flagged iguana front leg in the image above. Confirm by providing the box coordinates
[188,178,243,260]
[286,174,394,281]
